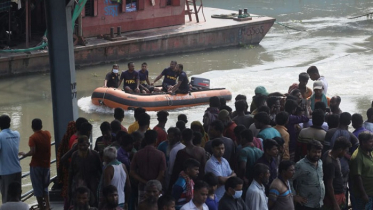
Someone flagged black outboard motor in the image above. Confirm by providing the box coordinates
[190,77,210,90]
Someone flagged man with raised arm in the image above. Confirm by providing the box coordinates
[19,118,51,210]
[152,61,178,92]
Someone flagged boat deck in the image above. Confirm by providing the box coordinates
[0,7,275,76]
[77,7,274,49]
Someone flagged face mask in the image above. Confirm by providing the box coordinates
[113,69,119,73]
[233,190,242,199]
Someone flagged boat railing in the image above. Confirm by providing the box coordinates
[19,141,57,202]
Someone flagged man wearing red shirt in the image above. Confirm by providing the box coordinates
[218,109,237,143]
[19,118,51,210]
[130,130,166,203]
[154,110,169,146]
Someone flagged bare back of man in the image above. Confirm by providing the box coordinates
[184,146,206,163]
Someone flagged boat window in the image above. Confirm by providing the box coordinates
[84,0,98,17]
[161,0,182,7]
[170,0,181,6]
[124,0,138,12]
[160,0,181,8]
[161,0,181,7]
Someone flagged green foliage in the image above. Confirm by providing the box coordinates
[238,43,256,49]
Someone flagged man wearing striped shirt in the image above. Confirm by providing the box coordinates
[172,159,200,210]
[268,161,296,210]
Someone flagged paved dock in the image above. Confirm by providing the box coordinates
[0,7,275,77]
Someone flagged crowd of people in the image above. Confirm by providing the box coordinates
[1,65,373,210]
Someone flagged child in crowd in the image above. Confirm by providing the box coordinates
[203,172,219,210]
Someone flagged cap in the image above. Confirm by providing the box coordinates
[313,81,323,90]
[218,109,230,120]
[254,86,269,96]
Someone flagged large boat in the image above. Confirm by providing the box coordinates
[0,3,275,77]
[91,78,232,111]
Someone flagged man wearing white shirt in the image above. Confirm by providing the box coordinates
[307,66,328,95]
[245,163,270,210]
[180,181,209,210]
[168,130,185,177]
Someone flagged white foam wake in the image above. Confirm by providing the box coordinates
[77,96,115,114]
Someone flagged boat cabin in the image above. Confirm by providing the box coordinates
[0,0,186,48]
[82,0,185,37]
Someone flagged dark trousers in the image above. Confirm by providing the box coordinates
[295,204,321,210]
[0,172,22,203]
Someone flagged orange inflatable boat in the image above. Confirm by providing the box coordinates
[91,87,232,111]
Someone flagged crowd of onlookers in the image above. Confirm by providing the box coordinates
[1,65,373,210]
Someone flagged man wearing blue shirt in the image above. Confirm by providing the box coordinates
[152,61,178,92]
[169,64,190,94]
[118,62,140,93]
[138,62,155,93]
[205,139,236,201]
[0,115,22,203]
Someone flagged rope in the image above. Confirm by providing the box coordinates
[0,31,48,53]
[275,21,306,32]
[244,15,306,32]
[211,14,305,32]
[166,95,172,106]
[348,12,373,19]
[100,87,110,105]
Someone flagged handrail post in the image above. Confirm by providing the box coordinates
[44,0,79,170]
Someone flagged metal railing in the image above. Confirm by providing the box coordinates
[19,136,94,202]
[19,141,57,202]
